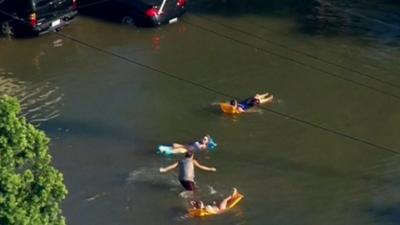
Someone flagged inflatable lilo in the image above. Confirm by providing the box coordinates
[220,92,274,114]
[188,188,244,217]
[157,135,217,155]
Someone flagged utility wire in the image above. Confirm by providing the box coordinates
[56,31,400,156]
[239,18,398,75]
[182,18,400,101]
[194,15,400,90]
[0,8,399,155]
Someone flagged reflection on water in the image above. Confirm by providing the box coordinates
[0,69,63,124]
[189,0,400,45]
[53,39,64,48]
[360,155,400,224]
[301,0,400,44]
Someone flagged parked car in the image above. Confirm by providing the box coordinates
[0,0,78,37]
[80,0,187,26]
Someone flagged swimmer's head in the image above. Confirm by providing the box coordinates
[190,200,203,209]
[202,135,209,144]
[185,150,194,158]
[230,99,237,106]
[252,98,261,105]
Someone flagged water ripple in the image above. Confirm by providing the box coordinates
[0,69,63,124]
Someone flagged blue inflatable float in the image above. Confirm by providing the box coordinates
[157,137,217,155]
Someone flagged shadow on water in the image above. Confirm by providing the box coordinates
[299,1,400,44]
[366,203,400,224]
[188,0,400,45]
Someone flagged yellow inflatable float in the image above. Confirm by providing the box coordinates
[188,192,244,217]
[219,103,242,115]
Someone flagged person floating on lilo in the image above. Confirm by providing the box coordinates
[230,92,274,113]
[158,135,217,155]
[188,188,243,217]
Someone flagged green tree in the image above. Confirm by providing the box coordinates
[0,96,67,225]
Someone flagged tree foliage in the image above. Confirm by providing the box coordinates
[0,96,67,225]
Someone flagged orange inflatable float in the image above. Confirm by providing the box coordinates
[219,103,242,115]
[188,192,244,217]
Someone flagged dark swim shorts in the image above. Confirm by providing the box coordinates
[239,98,259,110]
[179,180,195,191]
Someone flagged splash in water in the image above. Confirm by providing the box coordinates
[206,185,217,195]
[126,167,179,187]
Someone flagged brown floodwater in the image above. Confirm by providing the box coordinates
[1,0,400,224]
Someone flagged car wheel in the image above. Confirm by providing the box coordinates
[1,21,15,37]
[121,16,135,26]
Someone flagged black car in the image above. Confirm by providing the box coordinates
[80,0,187,26]
[0,0,78,37]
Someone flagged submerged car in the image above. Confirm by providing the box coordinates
[80,0,187,26]
[0,0,78,37]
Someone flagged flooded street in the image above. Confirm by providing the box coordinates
[1,0,400,224]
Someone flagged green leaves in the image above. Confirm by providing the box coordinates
[0,96,68,225]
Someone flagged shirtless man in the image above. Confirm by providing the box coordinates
[159,151,216,191]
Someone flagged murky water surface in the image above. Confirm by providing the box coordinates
[1,0,400,224]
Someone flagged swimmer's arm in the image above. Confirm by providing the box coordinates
[159,162,178,173]
[172,143,186,148]
[193,160,216,172]
[237,107,245,113]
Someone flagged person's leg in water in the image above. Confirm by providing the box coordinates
[179,180,195,199]
[218,188,238,211]
[170,143,189,154]
[254,93,273,104]
[254,92,269,98]
[180,180,195,191]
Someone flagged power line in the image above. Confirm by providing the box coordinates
[54,32,236,99]
[239,17,399,76]
[55,31,400,156]
[181,18,400,101]
[0,7,398,155]
[194,15,400,90]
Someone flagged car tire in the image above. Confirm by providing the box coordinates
[1,21,15,37]
[121,16,135,26]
